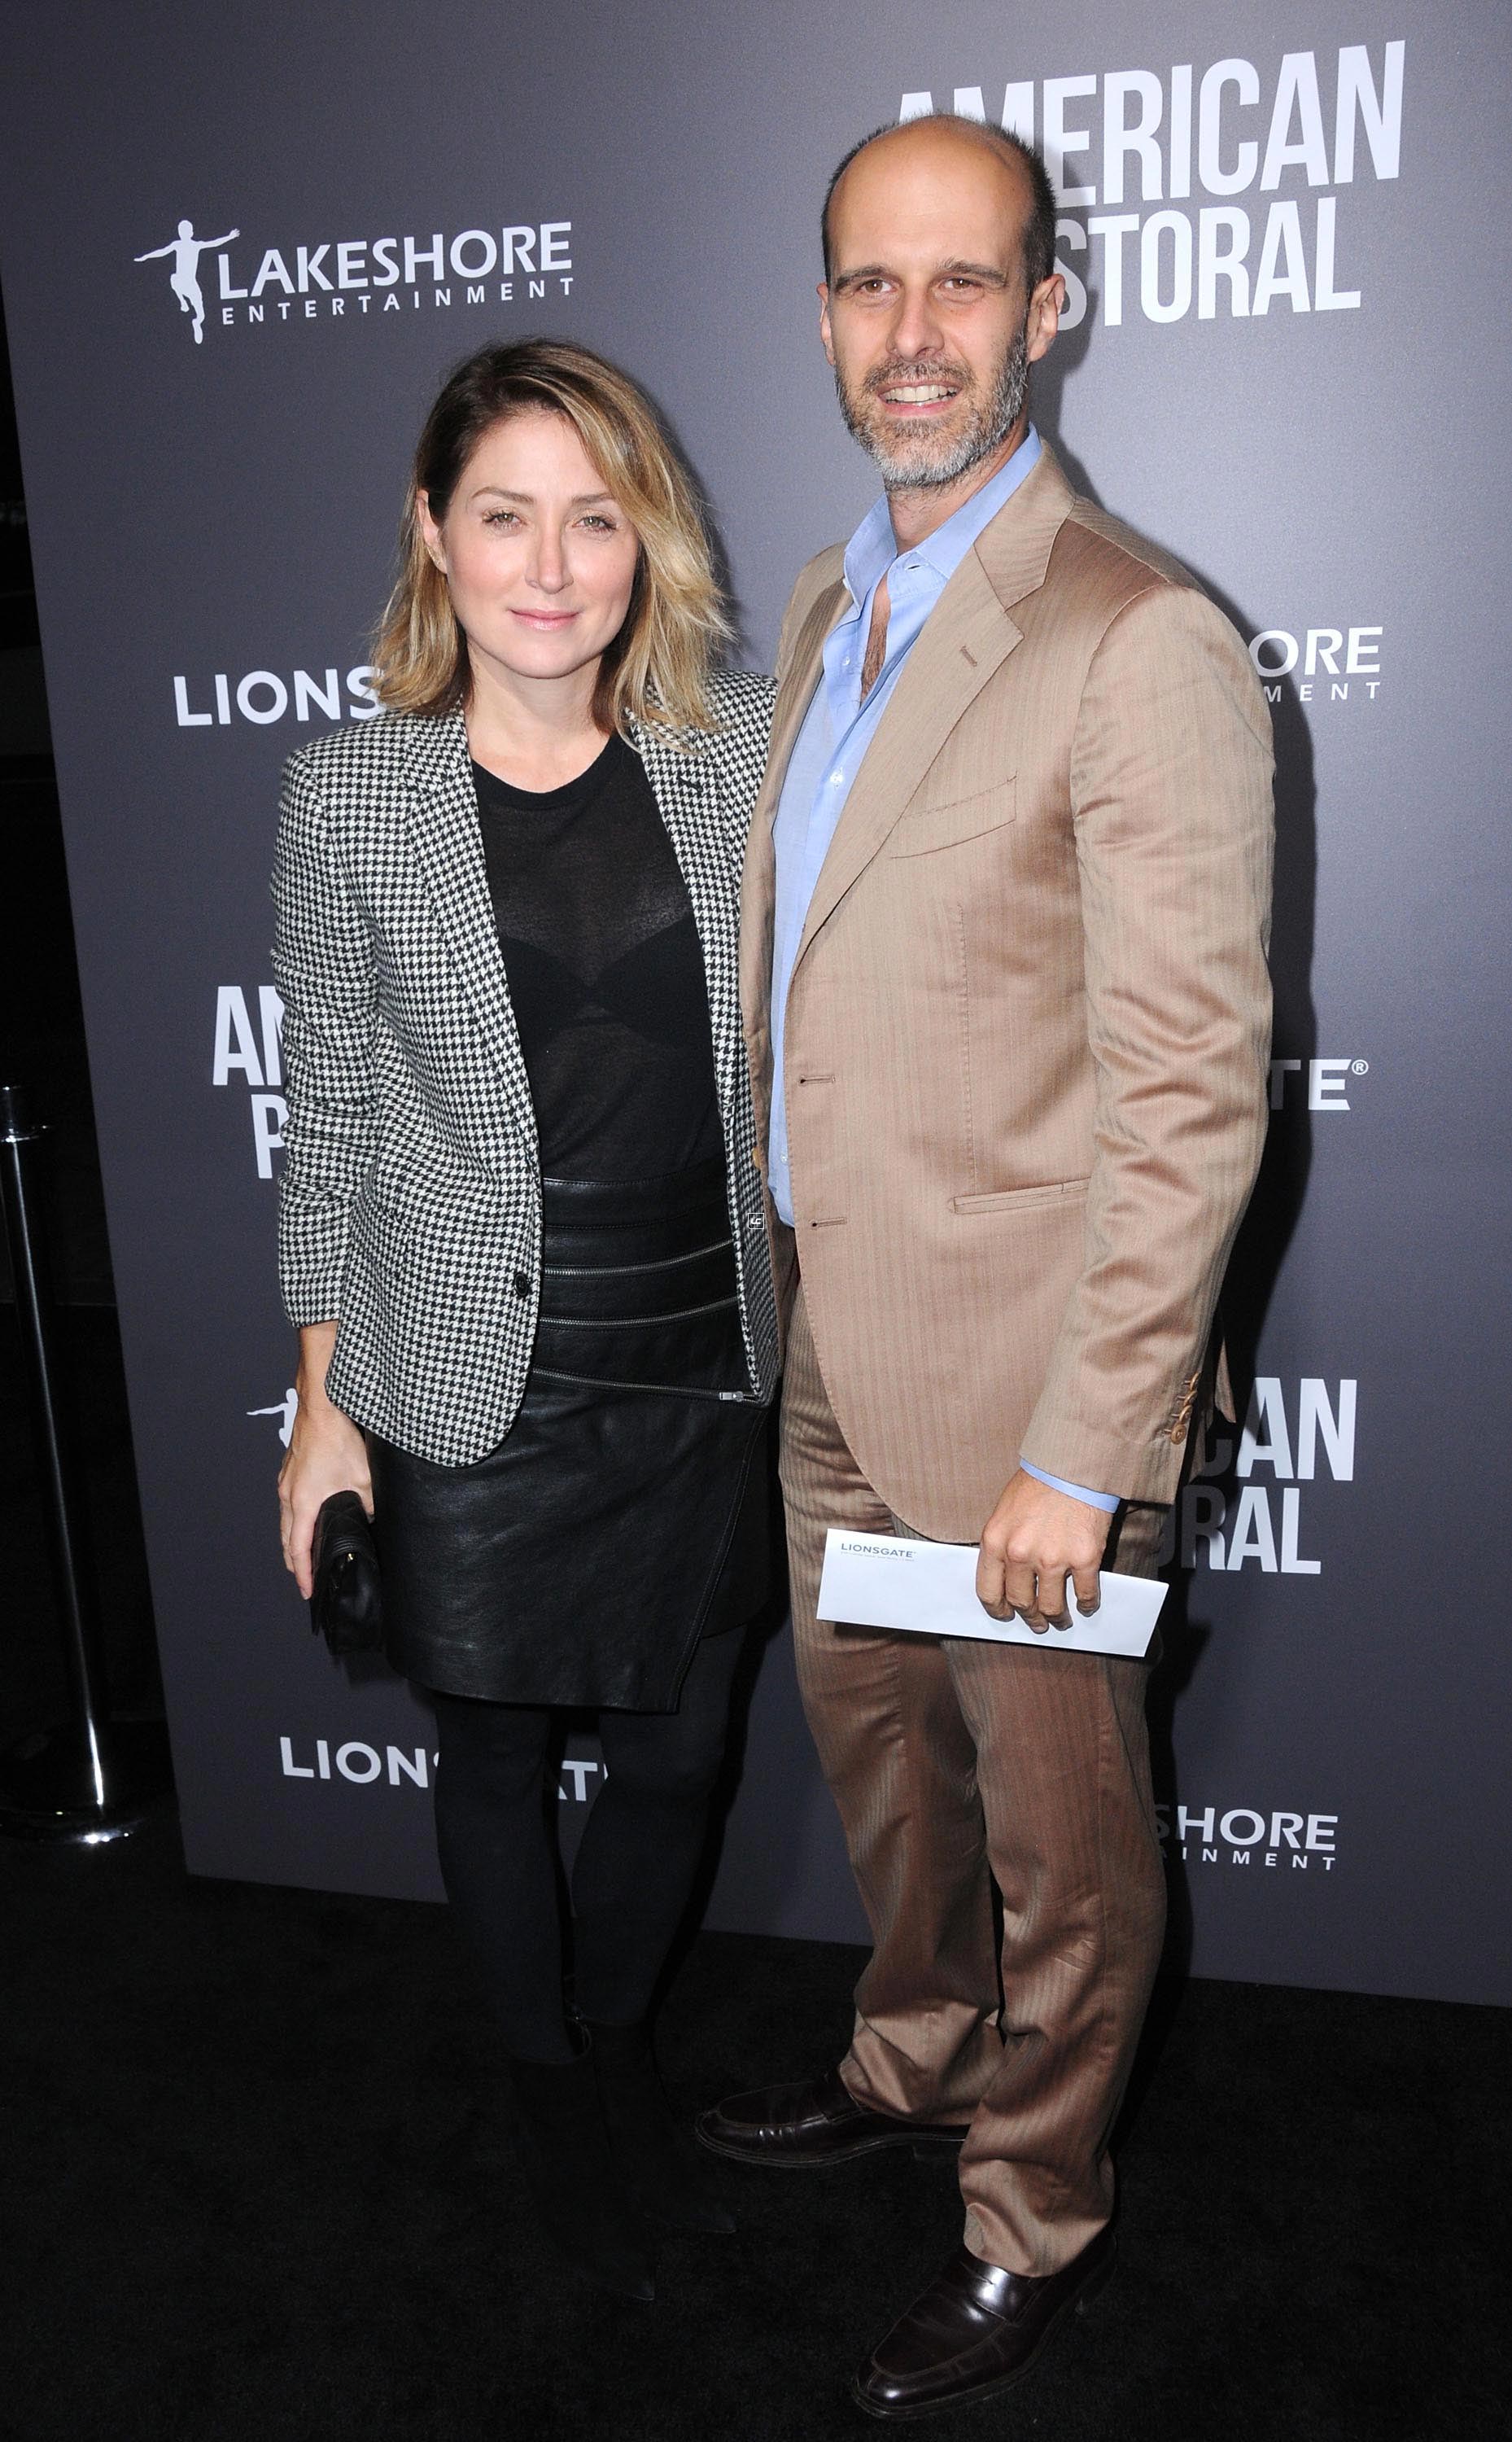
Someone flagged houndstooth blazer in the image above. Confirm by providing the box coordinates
[272,674,780,1465]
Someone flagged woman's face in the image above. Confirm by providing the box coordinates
[419,409,640,698]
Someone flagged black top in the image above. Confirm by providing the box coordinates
[472,733,723,1180]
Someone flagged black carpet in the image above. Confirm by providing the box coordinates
[3,1809,1505,2442]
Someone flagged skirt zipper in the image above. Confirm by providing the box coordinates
[529,1366,759,1404]
[540,1236,733,1280]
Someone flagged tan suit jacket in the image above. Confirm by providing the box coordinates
[740,444,1274,1536]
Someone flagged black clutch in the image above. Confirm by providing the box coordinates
[309,1490,383,1656]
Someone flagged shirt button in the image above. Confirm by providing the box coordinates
[512,1271,531,1300]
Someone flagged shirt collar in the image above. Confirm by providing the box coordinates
[841,424,1041,610]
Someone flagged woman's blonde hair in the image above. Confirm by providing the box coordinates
[373,338,730,734]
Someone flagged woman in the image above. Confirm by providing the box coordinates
[273,339,779,2304]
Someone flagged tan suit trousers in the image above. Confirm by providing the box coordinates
[780,1267,1169,2278]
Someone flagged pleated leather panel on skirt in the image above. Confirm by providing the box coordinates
[369,1155,770,1710]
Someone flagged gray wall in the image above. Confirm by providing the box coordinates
[2,1,1506,2003]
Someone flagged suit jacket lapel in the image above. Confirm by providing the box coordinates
[763,583,851,835]
[793,562,1020,968]
[739,576,849,1061]
[400,708,539,1151]
[793,445,1077,971]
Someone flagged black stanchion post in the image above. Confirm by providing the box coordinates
[0,1083,170,1840]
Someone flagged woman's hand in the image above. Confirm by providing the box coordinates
[277,1322,373,1600]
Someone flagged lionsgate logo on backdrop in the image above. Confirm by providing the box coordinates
[133,215,575,345]
[173,661,379,733]
[900,37,1404,329]
[1268,1056,1370,1114]
[276,1734,604,1807]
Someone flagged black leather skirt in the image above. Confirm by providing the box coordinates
[369,1155,770,1711]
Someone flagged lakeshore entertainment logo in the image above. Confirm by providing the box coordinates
[213,985,286,1177]
[1169,1375,1356,1575]
[135,216,575,343]
[1248,624,1383,706]
[277,1734,604,1805]
[1156,1801,1339,1871]
[901,38,1404,327]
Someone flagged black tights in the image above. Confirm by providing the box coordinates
[430,1627,745,2063]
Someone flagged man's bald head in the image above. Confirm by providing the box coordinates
[822,115,1058,300]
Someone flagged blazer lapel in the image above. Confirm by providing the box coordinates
[400,709,538,1152]
[793,445,1076,971]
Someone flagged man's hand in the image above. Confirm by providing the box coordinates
[977,1470,1112,1633]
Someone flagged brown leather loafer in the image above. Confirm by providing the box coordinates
[851,2226,1117,2418]
[694,2064,968,2168]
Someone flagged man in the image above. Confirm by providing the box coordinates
[699,116,1274,2417]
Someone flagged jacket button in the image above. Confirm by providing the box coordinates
[513,1271,531,1300]
[1169,1422,1188,1444]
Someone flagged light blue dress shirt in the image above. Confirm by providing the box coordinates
[768,426,1118,1516]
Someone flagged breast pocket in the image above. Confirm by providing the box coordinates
[887,777,1017,857]
[950,1178,1090,1216]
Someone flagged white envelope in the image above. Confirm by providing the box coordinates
[816,1529,1166,1659]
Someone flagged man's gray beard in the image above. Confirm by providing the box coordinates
[838,322,1029,492]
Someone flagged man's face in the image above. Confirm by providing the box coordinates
[819,125,1059,492]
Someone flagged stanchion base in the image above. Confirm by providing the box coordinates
[0,1719,173,1844]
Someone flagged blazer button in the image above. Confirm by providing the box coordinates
[513,1271,531,1300]
[1169,1421,1188,1444]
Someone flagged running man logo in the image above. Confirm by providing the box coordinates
[249,1390,298,1448]
[134,220,240,345]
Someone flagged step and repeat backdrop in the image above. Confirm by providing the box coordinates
[2,2,1507,2005]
